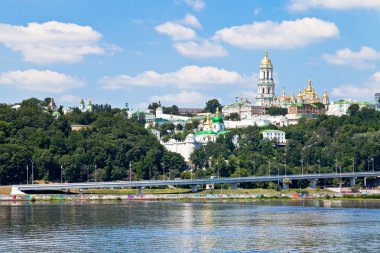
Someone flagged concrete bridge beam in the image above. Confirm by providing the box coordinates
[191,185,199,192]
[230,183,239,190]
[309,179,317,189]
[349,178,356,187]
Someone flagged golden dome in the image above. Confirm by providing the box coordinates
[323,90,329,99]
[260,51,272,65]
[305,79,313,94]
[298,90,303,99]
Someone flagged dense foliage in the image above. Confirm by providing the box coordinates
[267,107,288,116]
[0,98,186,185]
[190,108,380,185]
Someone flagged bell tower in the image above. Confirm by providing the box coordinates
[256,51,276,106]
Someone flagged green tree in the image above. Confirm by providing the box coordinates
[267,107,288,116]
[348,104,360,116]
[204,99,221,113]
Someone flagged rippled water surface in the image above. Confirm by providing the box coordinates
[1,200,380,252]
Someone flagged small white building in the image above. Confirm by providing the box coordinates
[261,130,287,144]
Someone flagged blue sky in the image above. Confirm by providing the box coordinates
[0,0,379,108]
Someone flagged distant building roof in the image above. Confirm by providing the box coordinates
[179,108,203,114]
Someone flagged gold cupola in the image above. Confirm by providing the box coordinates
[305,79,313,94]
[298,90,303,99]
[323,90,329,99]
[260,51,272,65]
[290,92,296,101]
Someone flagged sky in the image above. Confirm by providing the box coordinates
[0,0,380,109]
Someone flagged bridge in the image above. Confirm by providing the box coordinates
[11,171,380,194]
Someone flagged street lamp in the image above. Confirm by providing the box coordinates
[60,165,63,184]
[317,159,321,175]
[267,160,271,177]
[372,158,375,172]
[334,158,338,175]
[95,164,97,183]
[29,159,34,185]
[282,160,287,176]
[351,157,355,175]
[251,160,256,176]
[26,165,29,185]
[300,159,304,175]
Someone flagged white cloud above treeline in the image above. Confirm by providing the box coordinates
[288,0,380,11]
[0,69,84,93]
[155,14,226,58]
[155,22,196,41]
[322,46,380,69]
[332,72,380,101]
[0,21,107,64]
[150,90,207,106]
[214,18,339,49]
[100,65,241,90]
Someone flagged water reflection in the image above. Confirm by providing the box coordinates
[0,200,379,252]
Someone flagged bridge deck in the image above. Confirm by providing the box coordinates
[13,172,380,191]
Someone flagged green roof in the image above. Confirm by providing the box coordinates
[211,115,223,123]
[216,130,230,135]
[196,130,217,136]
[223,100,250,109]
[52,111,61,116]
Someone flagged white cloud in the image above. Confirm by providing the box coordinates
[253,8,261,16]
[151,90,207,106]
[155,21,196,41]
[288,0,380,11]
[322,46,380,69]
[332,71,380,101]
[174,39,228,58]
[0,21,106,64]
[184,0,205,11]
[181,14,202,29]
[214,17,339,49]
[0,69,84,93]
[100,65,241,90]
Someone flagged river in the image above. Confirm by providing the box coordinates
[0,200,379,252]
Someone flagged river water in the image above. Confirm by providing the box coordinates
[0,200,379,252]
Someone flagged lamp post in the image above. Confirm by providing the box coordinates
[129,162,132,183]
[29,159,34,185]
[26,165,29,185]
[317,159,321,175]
[282,160,287,176]
[252,160,256,176]
[351,157,355,175]
[372,158,374,172]
[300,159,304,175]
[95,164,97,183]
[334,159,338,175]
[267,160,271,177]
[60,165,63,184]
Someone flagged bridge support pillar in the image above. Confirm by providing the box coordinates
[191,185,198,193]
[309,179,317,189]
[282,183,289,190]
[230,183,238,190]
[349,178,356,187]
[11,186,25,195]
[364,177,367,187]
[139,187,144,194]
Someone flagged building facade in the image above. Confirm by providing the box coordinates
[261,130,287,144]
